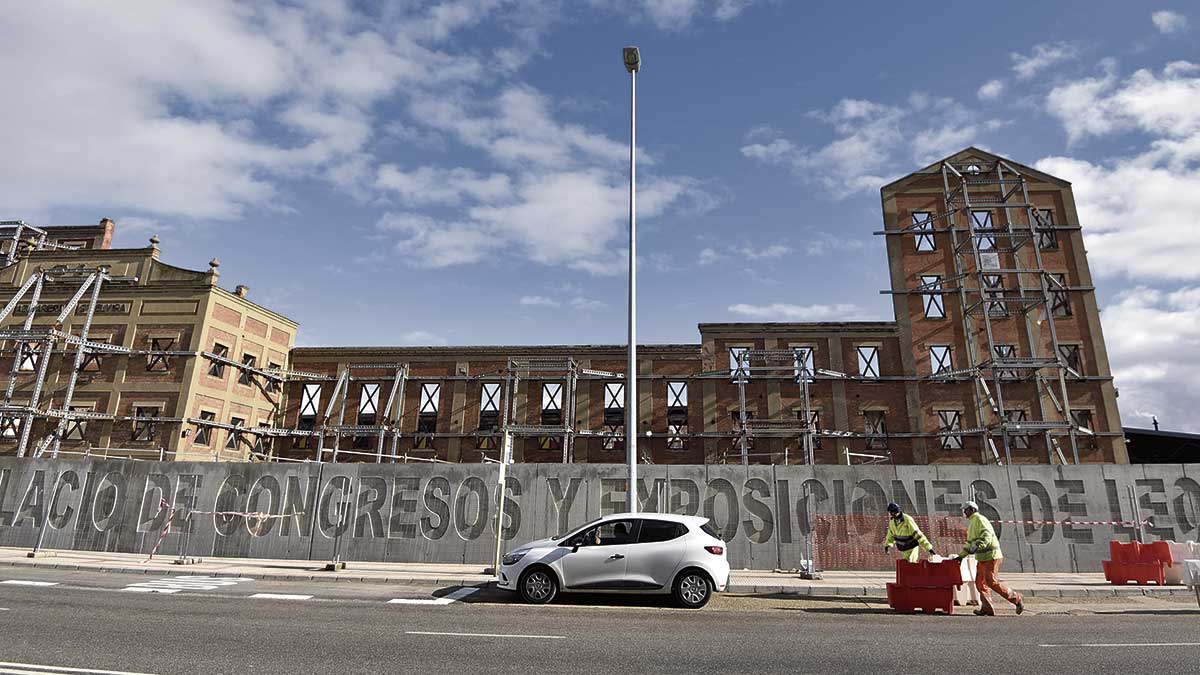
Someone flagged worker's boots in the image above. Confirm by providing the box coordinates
[973,606,996,616]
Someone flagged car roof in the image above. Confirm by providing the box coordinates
[599,512,709,525]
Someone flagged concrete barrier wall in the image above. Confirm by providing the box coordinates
[0,458,1197,573]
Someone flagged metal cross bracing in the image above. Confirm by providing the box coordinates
[0,265,139,458]
[0,221,82,267]
[883,159,1091,465]
[725,348,822,466]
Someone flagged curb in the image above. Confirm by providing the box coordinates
[0,559,491,588]
[3,558,1193,599]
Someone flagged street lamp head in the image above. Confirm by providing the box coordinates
[623,46,641,73]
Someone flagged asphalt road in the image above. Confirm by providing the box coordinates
[1,567,1198,675]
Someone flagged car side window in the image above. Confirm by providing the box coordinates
[576,519,636,546]
[637,520,686,544]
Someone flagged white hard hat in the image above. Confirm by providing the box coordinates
[962,501,978,512]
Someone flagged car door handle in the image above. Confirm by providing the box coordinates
[608,554,625,560]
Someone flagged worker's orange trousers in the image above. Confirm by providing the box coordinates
[975,559,1020,609]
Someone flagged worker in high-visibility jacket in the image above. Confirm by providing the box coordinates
[883,502,936,563]
[950,501,1025,616]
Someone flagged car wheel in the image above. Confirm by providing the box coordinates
[519,567,558,605]
[673,570,712,609]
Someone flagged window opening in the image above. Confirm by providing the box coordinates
[792,347,814,380]
[0,415,22,439]
[912,211,936,251]
[147,337,173,372]
[603,382,625,450]
[195,411,215,446]
[994,344,1019,381]
[1058,344,1082,374]
[864,411,887,450]
[973,210,1000,269]
[415,383,440,449]
[1036,208,1059,250]
[64,406,89,441]
[921,275,945,319]
[238,354,257,385]
[1050,273,1071,317]
[983,274,1005,316]
[1009,409,1031,450]
[937,410,963,450]
[930,345,953,375]
[857,346,880,378]
[18,343,39,372]
[1071,409,1098,451]
[132,406,159,442]
[208,343,229,377]
[226,417,245,451]
[729,347,750,381]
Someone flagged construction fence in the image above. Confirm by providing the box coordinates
[0,457,1195,573]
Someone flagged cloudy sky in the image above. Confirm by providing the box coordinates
[3,2,1199,431]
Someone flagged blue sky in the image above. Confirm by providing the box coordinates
[4,1,1200,430]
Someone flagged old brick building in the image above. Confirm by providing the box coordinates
[0,148,1127,465]
[0,219,296,460]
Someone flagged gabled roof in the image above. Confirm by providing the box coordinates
[881,146,1072,194]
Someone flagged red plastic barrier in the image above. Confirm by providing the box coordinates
[887,583,955,614]
[895,559,963,589]
[1103,540,1169,585]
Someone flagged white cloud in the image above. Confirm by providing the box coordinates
[977,79,1005,100]
[0,2,490,220]
[1102,287,1200,432]
[377,212,498,267]
[398,330,449,346]
[736,244,792,260]
[590,0,756,29]
[698,247,722,266]
[1010,41,1081,80]
[375,165,513,206]
[728,302,870,321]
[802,232,866,257]
[569,297,608,312]
[519,295,560,307]
[1046,60,1200,143]
[742,95,1000,197]
[1151,10,1189,34]
[1036,60,1200,281]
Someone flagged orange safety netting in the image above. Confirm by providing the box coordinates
[812,515,968,570]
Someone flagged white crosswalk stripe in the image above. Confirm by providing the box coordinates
[1,580,58,587]
[388,586,479,605]
[0,661,161,675]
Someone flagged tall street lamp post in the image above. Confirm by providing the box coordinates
[623,45,640,514]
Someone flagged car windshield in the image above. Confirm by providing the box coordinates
[554,517,606,542]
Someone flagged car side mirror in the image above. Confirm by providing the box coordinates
[571,544,580,553]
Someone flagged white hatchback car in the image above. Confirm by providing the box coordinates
[497,513,729,608]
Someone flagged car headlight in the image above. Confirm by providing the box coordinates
[501,551,527,566]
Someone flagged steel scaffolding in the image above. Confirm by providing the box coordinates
[880,158,1090,464]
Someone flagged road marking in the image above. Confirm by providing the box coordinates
[388,587,479,605]
[0,662,161,675]
[122,576,251,593]
[1,580,58,587]
[405,631,565,640]
[1039,643,1200,648]
[249,593,312,600]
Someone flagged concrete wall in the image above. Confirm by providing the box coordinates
[0,459,1196,573]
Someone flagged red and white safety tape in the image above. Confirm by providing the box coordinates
[144,498,175,563]
[990,517,1154,527]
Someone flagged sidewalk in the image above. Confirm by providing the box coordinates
[2,546,1195,599]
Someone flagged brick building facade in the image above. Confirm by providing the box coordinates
[0,147,1127,464]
